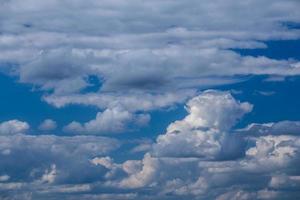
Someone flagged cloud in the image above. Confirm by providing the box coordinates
[255,90,276,96]
[153,90,252,159]
[178,90,252,130]
[0,120,29,135]
[0,134,120,199]
[44,89,197,112]
[86,90,300,200]
[237,120,300,136]
[38,119,57,131]
[64,107,150,134]
[0,0,300,199]
[130,140,153,153]
[1,0,300,136]
[0,91,300,199]
[0,0,300,114]
[0,175,10,182]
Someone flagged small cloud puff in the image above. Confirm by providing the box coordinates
[0,120,29,135]
[38,119,57,131]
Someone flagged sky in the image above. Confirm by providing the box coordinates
[0,0,300,199]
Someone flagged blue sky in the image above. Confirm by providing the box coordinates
[1,1,300,199]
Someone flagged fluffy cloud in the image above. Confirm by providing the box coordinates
[44,89,197,112]
[0,120,29,135]
[0,134,120,199]
[64,107,150,134]
[38,119,57,131]
[0,0,300,114]
[1,0,300,199]
[1,0,300,135]
[153,90,252,159]
[1,91,300,199]
[172,90,252,130]
[86,91,300,200]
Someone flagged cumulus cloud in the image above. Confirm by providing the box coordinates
[85,91,300,200]
[38,119,57,131]
[176,90,252,130]
[0,175,10,182]
[153,90,252,159]
[40,164,57,184]
[0,120,29,135]
[1,91,300,199]
[64,107,150,134]
[1,0,300,199]
[0,134,120,199]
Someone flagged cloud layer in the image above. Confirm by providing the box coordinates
[1,0,300,115]
[89,91,300,200]
[1,0,300,199]
[1,91,299,199]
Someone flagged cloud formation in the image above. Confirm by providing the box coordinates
[0,0,300,115]
[64,107,150,134]
[88,91,300,200]
[0,133,120,199]
[38,119,57,131]
[1,0,300,135]
[0,0,300,199]
[0,91,300,199]
[0,120,29,135]
[153,90,252,159]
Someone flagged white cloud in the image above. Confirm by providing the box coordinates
[153,90,252,159]
[38,119,57,131]
[1,0,299,138]
[118,153,159,189]
[44,89,197,112]
[0,0,299,114]
[40,164,57,184]
[90,157,115,170]
[85,91,300,200]
[0,175,10,182]
[64,107,150,134]
[237,120,300,136]
[0,91,300,199]
[0,120,29,135]
[130,140,153,153]
[0,0,300,199]
[178,90,252,130]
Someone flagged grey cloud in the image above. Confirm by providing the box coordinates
[0,0,300,113]
[19,48,90,94]
[237,121,300,136]
[0,134,120,200]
